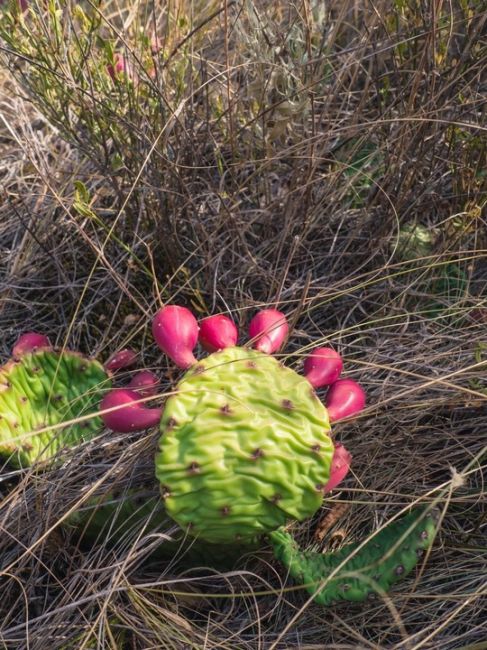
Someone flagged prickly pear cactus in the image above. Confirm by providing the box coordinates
[270,507,439,605]
[0,347,110,467]
[99,304,440,604]
[156,347,334,543]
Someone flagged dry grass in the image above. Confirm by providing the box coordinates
[0,0,486,648]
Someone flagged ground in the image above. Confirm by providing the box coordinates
[0,1,486,648]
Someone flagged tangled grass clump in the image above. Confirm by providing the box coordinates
[0,0,486,648]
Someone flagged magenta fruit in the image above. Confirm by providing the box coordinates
[127,370,159,397]
[326,379,366,422]
[152,305,199,368]
[100,388,162,433]
[104,348,138,372]
[248,309,289,353]
[323,443,352,492]
[199,314,238,352]
[304,347,343,388]
[12,332,50,358]
[107,53,128,80]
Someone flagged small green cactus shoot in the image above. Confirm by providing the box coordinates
[269,507,439,605]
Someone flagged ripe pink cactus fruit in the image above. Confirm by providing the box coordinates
[152,305,199,368]
[325,379,366,422]
[127,370,159,397]
[323,442,352,492]
[12,332,50,358]
[100,388,162,432]
[304,347,343,388]
[199,315,238,352]
[248,309,289,354]
[104,348,138,372]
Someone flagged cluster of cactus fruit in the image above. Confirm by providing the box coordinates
[0,306,438,605]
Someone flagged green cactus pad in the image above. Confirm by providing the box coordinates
[155,347,334,544]
[0,349,110,467]
[270,507,439,605]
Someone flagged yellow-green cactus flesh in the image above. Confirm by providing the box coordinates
[156,347,334,544]
[0,349,111,467]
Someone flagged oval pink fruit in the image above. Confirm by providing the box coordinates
[199,315,238,352]
[127,370,159,397]
[152,305,198,368]
[325,379,366,422]
[304,347,343,388]
[248,309,288,354]
[12,332,50,357]
[104,348,138,372]
[324,443,352,492]
[100,389,162,432]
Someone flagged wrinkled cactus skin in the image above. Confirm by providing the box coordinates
[156,347,334,544]
[0,349,110,467]
[270,507,439,605]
